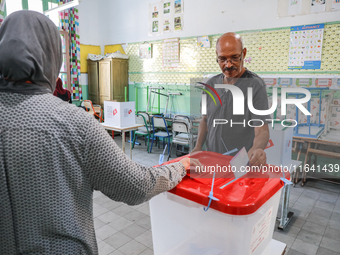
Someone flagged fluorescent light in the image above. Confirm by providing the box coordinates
[44,0,81,15]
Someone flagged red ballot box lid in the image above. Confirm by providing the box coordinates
[156,151,288,215]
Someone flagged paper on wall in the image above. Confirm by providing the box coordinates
[197,36,211,48]
[332,0,340,10]
[287,0,302,16]
[310,0,326,13]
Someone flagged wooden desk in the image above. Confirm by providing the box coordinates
[293,137,340,186]
[100,123,144,159]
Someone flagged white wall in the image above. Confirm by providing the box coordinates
[78,0,102,46]
[80,0,340,46]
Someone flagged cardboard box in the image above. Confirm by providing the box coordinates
[265,123,293,166]
[104,101,135,127]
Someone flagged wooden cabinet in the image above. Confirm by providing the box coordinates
[88,60,100,104]
[87,58,128,106]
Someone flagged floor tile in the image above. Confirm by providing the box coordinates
[316,247,340,255]
[323,226,340,241]
[98,211,121,224]
[139,248,154,255]
[93,204,110,218]
[302,221,327,236]
[281,225,301,238]
[109,217,134,231]
[135,216,151,230]
[94,218,106,230]
[289,217,306,228]
[123,210,147,222]
[109,250,125,255]
[306,213,330,226]
[328,219,340,231]
[98,241,115,255]
[314,201,335,212]
[101,200,124,211]
[320,237,340,253]
[291,238,318,255]
[136,203,150,216]
[121,224,147,239]
[273,231,296,248]
[318,192,339,204]
[296,229,323,246]
[286,248,308,255]
[104,232,132,249]
[330,212,340,222]
[296,195,317,207]
[96,225,118,241]
[112,204,136,217]
[118,240,148,255]
[94,194,112,205]
[135,230,153,248]
[310,207,332,219]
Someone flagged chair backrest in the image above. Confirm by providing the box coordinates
[137,111,150,123]
[83,100,103,122]
[174,115,191,128]
[83,100,95,114]
[152,115,170,134]
[135,115,145,125]
[172,121,189,133]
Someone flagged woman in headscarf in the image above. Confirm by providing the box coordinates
[0,10,201,254]
[53,77,72,103]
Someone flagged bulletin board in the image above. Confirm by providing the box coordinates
[127,22,340,84]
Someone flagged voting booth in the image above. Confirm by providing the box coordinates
[103,101,135,127]
[150,151,287,255]
[265,123,294,167]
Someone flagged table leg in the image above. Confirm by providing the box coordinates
[302,142,311,186]
[122,131,126,154]
[130,133,132,159]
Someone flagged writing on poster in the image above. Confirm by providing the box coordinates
[288,23,324,70]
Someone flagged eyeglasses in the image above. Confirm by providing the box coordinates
[216,52,243,64]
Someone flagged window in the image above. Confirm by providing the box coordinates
[46,2,59,27]
[28,0,43,13]
[6,0,22,16]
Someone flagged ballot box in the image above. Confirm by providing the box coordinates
[150,151,287,255]
[104,101,135,127]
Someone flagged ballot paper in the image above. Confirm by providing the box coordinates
[229,147,249,179]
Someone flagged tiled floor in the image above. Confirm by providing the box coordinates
[94,135,340,255]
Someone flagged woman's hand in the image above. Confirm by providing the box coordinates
[179,158,203,172]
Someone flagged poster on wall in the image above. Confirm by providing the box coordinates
[149,3,160,35]
[174,0,183,13]
[197,36,211,48]
[162,1,171,33]
[174,15,183,31]
[310,0,326,13]
[163,38,180,68]
[150,0,184,35]
[139,43,152,59]
[287,0,302,16]
[288,23,324,69]
[332,0,340,10]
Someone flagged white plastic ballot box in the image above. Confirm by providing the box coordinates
[265,123,293,167]
[104,101,135,127]
[150,151,286,255]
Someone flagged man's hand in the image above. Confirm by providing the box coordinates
[190,146,201,153]
[248,148,266,167]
